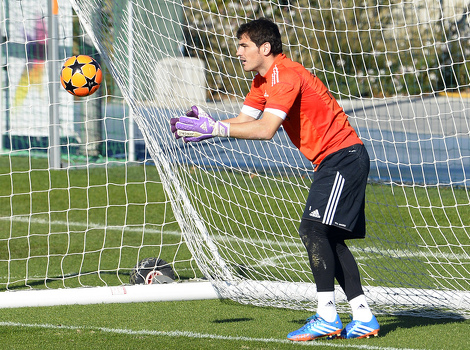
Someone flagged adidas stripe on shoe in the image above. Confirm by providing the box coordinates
[287,314,342,341]
[339,315,380,339]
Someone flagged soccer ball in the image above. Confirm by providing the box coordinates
[129,257,175,285]
[60,55,102,97]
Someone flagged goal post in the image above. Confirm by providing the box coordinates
[1,0,470,319]
[0,282,220,308]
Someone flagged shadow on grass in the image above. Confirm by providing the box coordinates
[0,270,204,292]
[375,311,468,337]
[212,317,254,324]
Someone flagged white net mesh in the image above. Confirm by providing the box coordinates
[70,0,470,317]
[0,0,200,293]
[2,0,470,318]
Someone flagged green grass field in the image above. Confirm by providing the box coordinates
[0,155,469,349]
[1,299,469,349]
[0,156,198,290]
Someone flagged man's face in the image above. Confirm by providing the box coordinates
[236,34,266,73]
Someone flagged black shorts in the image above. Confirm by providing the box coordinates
[302,143,369,238]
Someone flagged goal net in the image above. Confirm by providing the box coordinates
[2,0,470,318]
[0,0,208,306]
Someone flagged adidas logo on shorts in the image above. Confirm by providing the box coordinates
[309,209,321,218]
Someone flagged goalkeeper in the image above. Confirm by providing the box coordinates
[171,17,379,341]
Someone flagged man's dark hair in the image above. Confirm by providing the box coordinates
[236,18,283,55]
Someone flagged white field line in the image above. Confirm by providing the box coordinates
[1,215,469,262]
[0,321,426,350]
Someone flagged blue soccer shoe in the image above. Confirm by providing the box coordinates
[339,315,380,339]
[287,314,342,341]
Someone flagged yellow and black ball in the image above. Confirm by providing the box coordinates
[60,55,102,97]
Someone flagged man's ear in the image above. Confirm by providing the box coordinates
[262,42,271,56]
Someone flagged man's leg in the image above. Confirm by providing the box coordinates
[287,219,343,341]
[329,228,379,339]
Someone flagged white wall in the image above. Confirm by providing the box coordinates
[154,57,206,108]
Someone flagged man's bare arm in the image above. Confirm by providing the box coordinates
[226,111,284,140]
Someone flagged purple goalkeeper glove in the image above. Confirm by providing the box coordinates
[170,105,230,142]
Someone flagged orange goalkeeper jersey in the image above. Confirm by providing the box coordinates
[243,54,362,166]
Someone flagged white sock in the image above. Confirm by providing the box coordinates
[316,291,337,322]
[349,294,373,322]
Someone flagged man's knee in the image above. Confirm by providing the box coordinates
[298,219,330,249]
[299,219,329,238]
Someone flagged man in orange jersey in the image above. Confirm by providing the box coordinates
[171,17,379,341]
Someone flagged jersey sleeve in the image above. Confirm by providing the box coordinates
[241,105,263,119]
[244,77,266,111]
[266,72,301,114]
[243,67,301,116]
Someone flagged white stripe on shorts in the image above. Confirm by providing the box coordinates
[322,171,345,225]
